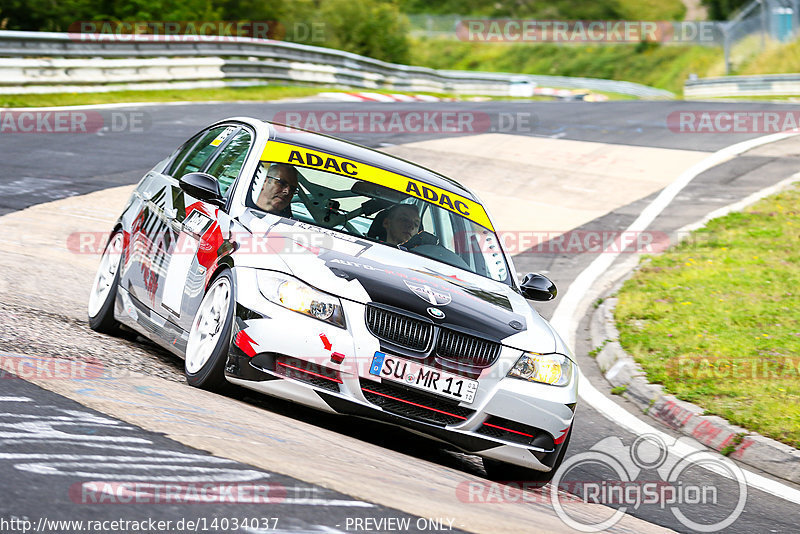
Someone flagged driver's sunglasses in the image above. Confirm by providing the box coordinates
[267,176,298,194]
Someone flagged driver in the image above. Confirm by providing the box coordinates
[383,204,421,245]
[255,163,298,215]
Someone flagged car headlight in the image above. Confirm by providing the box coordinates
[256,272,346,328]
[508,352,573,386]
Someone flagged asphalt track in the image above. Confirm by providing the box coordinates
[1,99,800,533]
[1,100,787,217]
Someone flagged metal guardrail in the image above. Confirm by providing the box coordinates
[0,30,674,99]
[685,73,800,98]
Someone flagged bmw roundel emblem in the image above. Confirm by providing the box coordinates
[427,307,445,319]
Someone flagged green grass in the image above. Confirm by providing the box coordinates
[409,37,722,95]
[401,0,686,21]
[616,0,686,20]
[700,96,800,102]
[0,85,325,108]
[720,433,747,456]
[5,35,797,109]
[588,339,612,358]
[469,89,638,101]
[0,82,638,108]
[738,37,800,75]
[615,184,800,448]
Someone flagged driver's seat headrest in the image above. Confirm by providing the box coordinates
[366,206,424,242]
[366,209,389,241]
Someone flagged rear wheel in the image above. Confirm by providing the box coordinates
[185,270,234,390]
[88,231,123,334]
[483,426,572,484]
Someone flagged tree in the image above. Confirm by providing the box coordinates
[0,0,222,32]
[701,0,751,20]
[316,0,410,63]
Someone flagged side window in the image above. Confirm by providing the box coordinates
[429,206,455,251]
[171,126,234,179]
[206,129,252,196]
[165,135,202,177]
[421,202,434,232]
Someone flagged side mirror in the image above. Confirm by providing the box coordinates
[520,273,557,301]
[179,172,224,206]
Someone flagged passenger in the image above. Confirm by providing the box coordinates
[255,163,298,215]
[382,204,421,245]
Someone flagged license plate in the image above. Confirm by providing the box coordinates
[369,351,478,404]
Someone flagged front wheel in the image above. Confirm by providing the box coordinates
[184,270,234,390]
[88,231,123,334]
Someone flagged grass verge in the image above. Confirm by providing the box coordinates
[0,84,637,109]
[699,95,800,102]
[409,37,722,95]
[615,183,800,448]
[0,85,326,108]
[739,37,800,75]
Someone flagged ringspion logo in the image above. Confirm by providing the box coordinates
[551,435,746,532]
[458,435,747,532]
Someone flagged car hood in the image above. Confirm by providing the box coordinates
[238,216,557,352]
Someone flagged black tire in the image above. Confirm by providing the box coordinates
[184,269,235,391]
[88,231,123,335]
[483,426,573,484]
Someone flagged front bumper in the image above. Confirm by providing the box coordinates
[226,268,578,472]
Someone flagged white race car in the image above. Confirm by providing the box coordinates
[88,118,578,480]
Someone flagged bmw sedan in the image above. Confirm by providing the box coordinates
[88,117,578,481]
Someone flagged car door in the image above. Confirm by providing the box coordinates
[161,126,255,332]
[126,124,236,318]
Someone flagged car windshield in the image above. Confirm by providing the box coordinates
[246,160,511,284]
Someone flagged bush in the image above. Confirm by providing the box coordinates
[701,0,750,20]
[314,0,410,63]
[0,0,222,31]
[409,37,722,94]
